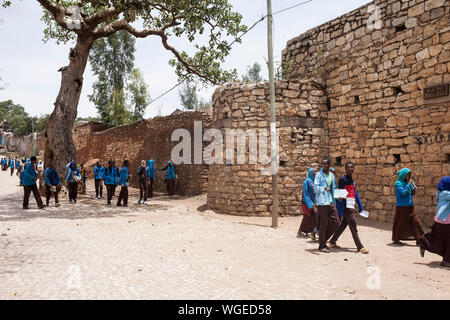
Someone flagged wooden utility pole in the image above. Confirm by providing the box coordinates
[267,0,279,228]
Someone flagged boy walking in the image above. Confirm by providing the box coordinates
[329,162,369,254]
[314,158,340,253]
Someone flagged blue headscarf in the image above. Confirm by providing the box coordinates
[70,161,80,175]
[437,176,450,192]
[436,177,450,222]
[306,168,315,183]
[146,159,155,179]
[395,168,411,187]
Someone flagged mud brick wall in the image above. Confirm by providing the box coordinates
[282,0,450,226]
[207,80,329,216]
[74,111,211,196]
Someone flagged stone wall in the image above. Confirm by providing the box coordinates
[280,0,449,226]
[73,111,211,196]
[207,80,328,216]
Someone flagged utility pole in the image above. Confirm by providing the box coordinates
[267,0,279,228]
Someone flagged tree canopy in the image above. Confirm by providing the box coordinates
[2,0,247,85]
[0,100,48,136]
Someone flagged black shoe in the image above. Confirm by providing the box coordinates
[38,205,45,209]
[420,246,425,258]
[123,204,128,207]
[440,261,450,268]
[117,203,122,207]
[23,206,29,210]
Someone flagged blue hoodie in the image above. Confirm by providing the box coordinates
[146,160,155,181]
[395,168,413,207]
[302,168,316,209]
[94,165,105,179]
[119,166,129,186]
[22,163,38,186]
[314,169,336,206]
[435,177,450,222]
[104,166,118,185]
[44,167,61,186]
[166,160,176,180]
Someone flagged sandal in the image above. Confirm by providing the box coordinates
[320,247,330,253]
[359,248,369,254]
[328,242,341,248]
[309,233,318,242]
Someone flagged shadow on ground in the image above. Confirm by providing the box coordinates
[0,191,170,222]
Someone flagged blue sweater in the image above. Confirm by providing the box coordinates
[94,166,105,179]
[104,167,118,185]
[119,167,129,186]
[22,163,37,186]
[44,167,61,186]
[395,183,414,207]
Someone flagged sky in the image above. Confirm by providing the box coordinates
[0,0,373,119]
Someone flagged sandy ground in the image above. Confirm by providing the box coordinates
[0,169,448,300]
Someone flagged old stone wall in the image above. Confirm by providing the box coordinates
[74,111,211,196]
[207,80,328,216]
[280,0,449,226]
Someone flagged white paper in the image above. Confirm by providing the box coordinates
[346,197,356,209]
[359,210,369,219]
[334,189,348,199]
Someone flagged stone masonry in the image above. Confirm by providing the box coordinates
[208,0,449,227]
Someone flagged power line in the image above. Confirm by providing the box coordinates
[146,0,315,107]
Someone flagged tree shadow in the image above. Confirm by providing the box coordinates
[0,192,170,222]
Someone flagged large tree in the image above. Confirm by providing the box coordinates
[2,0,246,176]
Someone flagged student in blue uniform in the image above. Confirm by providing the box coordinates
[44,159,61,207]
[66,161,81,204]
[137,160,147,204]
[146,159,156,199]
[104,160,118,205]
[22,156,44,209]
[160,160,176,196]
[94,161,105,199]
[117,160,130,207]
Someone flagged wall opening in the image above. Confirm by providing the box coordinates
[354,96,360,104]
[335,157,342,167]
[279,160,287,167]
[394,154,401,164]
[395,24,406,33]
[326,98,331,111]
[446,154,450,163]
[392,86,405,96]
[305,110,311,117]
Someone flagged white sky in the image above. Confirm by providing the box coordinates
[0,0,373,119]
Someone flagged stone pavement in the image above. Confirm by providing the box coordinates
[0,171,448,300]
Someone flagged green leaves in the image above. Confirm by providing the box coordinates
[7,0,247,85]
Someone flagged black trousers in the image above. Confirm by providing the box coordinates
[45,185,60,205]
[139,179,147,201]
[147,178,154,198]
[68,182,78,200]
[117,186,128,205]
[23,184,43,208]
[329,208,364,250]
[95,179,103,197]
[106,184,115,204]
[167,179,175,196]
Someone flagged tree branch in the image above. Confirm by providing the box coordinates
[36,0,67,29]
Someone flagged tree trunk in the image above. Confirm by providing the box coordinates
[44,35,94,179]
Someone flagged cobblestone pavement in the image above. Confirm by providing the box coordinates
[0,171,448,300]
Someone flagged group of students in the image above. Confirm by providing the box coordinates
[297,158,450,268]
[17,156,177,209]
